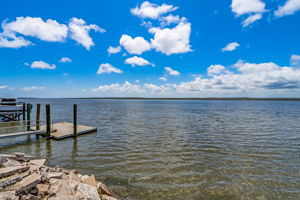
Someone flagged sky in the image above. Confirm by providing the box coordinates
[0,0,300,98]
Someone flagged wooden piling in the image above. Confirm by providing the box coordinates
[36,104,41,130]
[46,104,51,137]
[23,103,26,121]
[73,104,77,137]
[26,104,31,131]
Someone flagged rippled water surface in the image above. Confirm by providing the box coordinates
[1,99,300,200]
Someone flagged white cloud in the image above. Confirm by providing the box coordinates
[231,0,265,16]
[275,0,300,17]
[290,54,300,66]
[242,14,263,27]
[22,86,45,91]
[125,56,154,67]
[165,67,180,76]
[0,32,31,48]
[0,85,9,89]
[91,60,300,96]
[92,81,144,93]
[30,61,56,70]
[92,81,171,95]
[131,1,178,19]
[150,21,192,55]
[222,42,240,52]
[107,46,121,55]
[0,17,105,49]
[207,65,226,76]
[231,0,265,26]
[159,15,181,26]
[159,77,167,81]
[97,63,123,74]
[174,61,300,95]
[119,34,151,55]
[3,17,68,42]
[59,57,72,62]
[68,17,105,50]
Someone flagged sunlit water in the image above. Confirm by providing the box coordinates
[0,99,299,200]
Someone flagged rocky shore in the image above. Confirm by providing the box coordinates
[0,152,118,200]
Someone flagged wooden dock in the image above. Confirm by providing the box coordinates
[0,104,97,142]
[40,122,97,140]
[0,122,97,140]
[0,130,45,139]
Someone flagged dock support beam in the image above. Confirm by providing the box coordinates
[36,104,41,130]
[46,104,51,137]
[23,103,26,121]
[73,104,77,137]
[26,104,31,131]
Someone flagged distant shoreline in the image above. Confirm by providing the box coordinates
[18,97,300,101]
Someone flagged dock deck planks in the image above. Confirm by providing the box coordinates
[41,122,97,140]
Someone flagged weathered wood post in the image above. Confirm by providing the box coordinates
[26,104,31,131]
[36,104,41,130]
[46,104,51,137]
[73,104,77,137]
[23,103,26,121]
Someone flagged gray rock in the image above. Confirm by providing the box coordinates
[0,191,18,200]
[75,182,101,200]
[16,173,41,195]
[0,166,29,178]
[101,194,118,200]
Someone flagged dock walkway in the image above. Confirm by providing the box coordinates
[0,122,97,140]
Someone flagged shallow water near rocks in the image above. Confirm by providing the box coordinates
[0,99,300,200]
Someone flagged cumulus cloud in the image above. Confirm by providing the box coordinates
[30,61,56,69]
[131,1,178,19]
[119,34,151,55]
[222,42,240,52]
[59,57,72,62]
[159,15,181,26]
[242,14,263,27]
[92,81,144,93]
[107,46,121,55]
[207,65,226,76]
[231,0,265,16]
[91,60,300,96]
[290,54,300,66]
[0,17,105,49]
[0,32,31,48]
[2,17,68,42]
[125,56,154,67]
[97,63,123,74]
[22,86,45,91]
[150,20,192,55]
[231,0,265,26]
[159,77,167,81]
[69,18,105,50]
[165,67,180,76]
[92,81,171,95]
[275,0,300,17]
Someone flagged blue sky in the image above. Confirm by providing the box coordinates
[0,0,300,97]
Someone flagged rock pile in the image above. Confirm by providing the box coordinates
[0,152,118,200]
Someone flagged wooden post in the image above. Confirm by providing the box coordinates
[26,104,31,131]
[46,104,51,137]
[23,103,26,121]
[73,104,77,137]
[36,104,41,130]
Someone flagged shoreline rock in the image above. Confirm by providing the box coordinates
[0,152,118,200]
